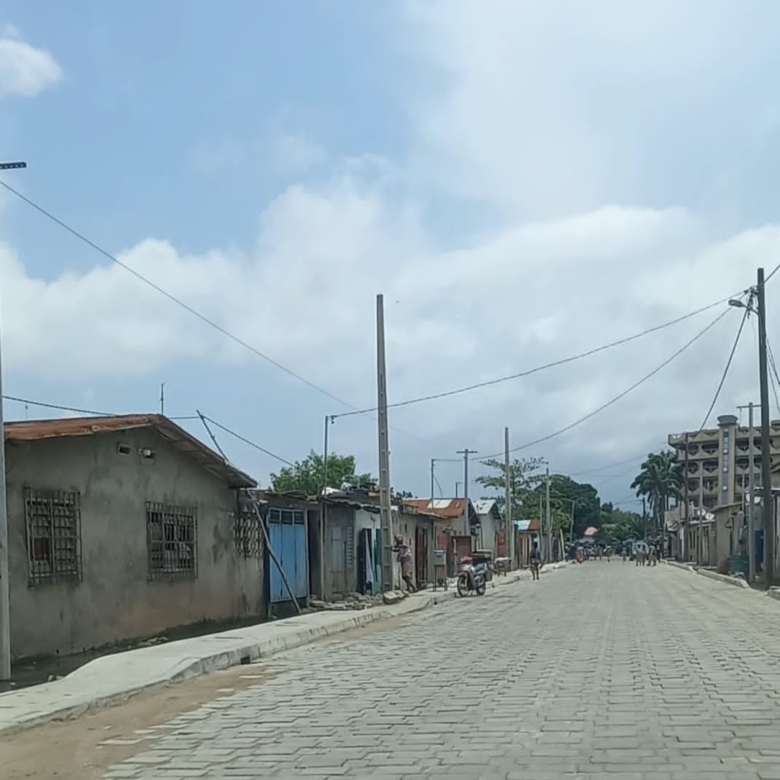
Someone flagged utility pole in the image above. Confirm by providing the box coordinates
[749,402,757,583]
[160,382,165,415]
[738,403,758,582]
[456,448,476,540]
[504,428,512,567]
[683,432,689,562]
[757,268,774,587]
[430,459,435,504]
[545,467,551,561]
[0,160,26,681]
[538,492,543,558]
[376,295,393,591]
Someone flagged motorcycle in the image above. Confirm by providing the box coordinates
[456,561,489,597]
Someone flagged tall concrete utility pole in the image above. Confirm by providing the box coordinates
[757,268,774,587]
[545,467,551,560]
[737,402,758,582]
[0,160,26,682]
[375,295,393,591]
[456,449,477,541]
[683,432,689,561]
[749,402,757,583]
[504,428,512,567]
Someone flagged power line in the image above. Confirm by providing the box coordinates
[0,180,434,444]
[2,395,112,417]
[200,415,294,467]
[698,306,749,431]
[338,295,737,417]
[0,393,290,469]
[1,394,199,421]
[480,306,733,460]
[0,179,360,413]
[569,449,664,477]
[766,339,780,416]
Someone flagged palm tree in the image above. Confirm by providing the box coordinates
[630,450,684,537]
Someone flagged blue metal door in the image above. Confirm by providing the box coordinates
[268,508,309,603]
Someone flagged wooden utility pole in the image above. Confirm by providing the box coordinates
[376,295,393,591]
[0,160,26,681]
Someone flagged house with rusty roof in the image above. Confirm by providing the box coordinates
[402,498,480,576]
[4,414,265,662]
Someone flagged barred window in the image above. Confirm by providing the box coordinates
[146,501,197,579]
[24,487,82,585]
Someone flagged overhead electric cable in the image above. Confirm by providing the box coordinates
[480,306,732,460]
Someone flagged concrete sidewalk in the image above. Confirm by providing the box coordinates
[0,561,569,736]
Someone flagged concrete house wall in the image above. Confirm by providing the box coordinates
[7,427,263,661]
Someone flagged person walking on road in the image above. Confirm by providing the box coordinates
[530,542,542,580]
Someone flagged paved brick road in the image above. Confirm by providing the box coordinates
[102,563,780,779]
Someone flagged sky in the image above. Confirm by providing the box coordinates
[2,0,780,510]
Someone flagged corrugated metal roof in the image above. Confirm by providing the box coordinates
[514,520,531,532]
[5,414,256,488]
[403,498,468,520]
[473,499,497,516]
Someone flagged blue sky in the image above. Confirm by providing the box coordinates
[3,1,780,508]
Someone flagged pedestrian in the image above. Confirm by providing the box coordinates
[530,542,541,580]
[393,535,416,592]
[649,544,657,567]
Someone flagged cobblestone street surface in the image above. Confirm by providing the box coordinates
[100,563,780,779]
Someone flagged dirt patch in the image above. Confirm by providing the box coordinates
[2,663,278,780]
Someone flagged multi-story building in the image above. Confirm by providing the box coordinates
[668,414,780,510]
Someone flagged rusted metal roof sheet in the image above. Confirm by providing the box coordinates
[402,498,467,520]
[5,414,256,489]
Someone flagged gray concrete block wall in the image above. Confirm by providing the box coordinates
[7,428,263,660]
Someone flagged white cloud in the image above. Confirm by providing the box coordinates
[0,28,62,98]
[270,132,325,175]
[2,2,780,494]
[0,183,770,465]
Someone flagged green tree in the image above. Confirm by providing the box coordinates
[475,456,546,518]
[527,475,602,539]
[630,450,683,535]
[599,502,645,544]
[270,450,373,495]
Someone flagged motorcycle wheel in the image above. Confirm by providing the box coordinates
[475,579,487,596]
[456,574,469,597]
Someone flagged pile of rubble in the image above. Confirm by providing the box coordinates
[308,589,409,611]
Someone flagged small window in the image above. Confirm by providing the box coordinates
[24,487,82,585]
[146,501,197,579]
[117,443,132,455]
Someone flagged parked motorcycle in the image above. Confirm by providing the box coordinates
[456,561,488,597]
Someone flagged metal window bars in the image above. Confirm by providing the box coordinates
[24,487,82,586]
[146,501,197,579]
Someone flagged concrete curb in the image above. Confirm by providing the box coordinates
[663,560,695,572]
[663,559,750,588]
[0,560,571,736]
[697,568,751,589]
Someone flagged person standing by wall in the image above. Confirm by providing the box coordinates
[393,535,416,592]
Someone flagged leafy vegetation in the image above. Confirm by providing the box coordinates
[474,456,546,519]
[630,450,683,535]
[270,451,373,495]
